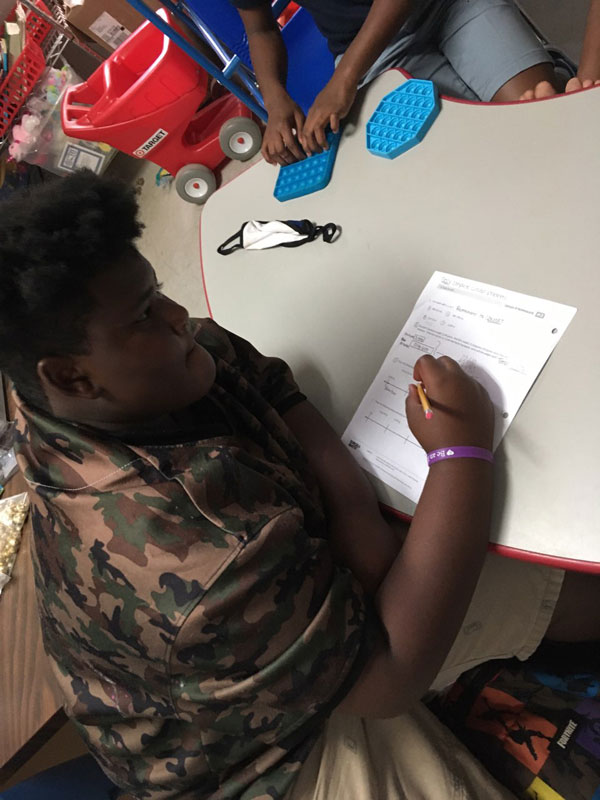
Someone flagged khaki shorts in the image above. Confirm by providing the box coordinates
[287,555,564,800]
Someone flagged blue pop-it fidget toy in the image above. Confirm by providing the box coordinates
[366,79,440,159]
[274,130,341,202]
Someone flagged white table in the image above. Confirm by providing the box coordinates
[200,71,600,572]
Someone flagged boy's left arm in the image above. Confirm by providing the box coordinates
[283,400,402,595]
[301,0,412,154]
[202,320,401,591]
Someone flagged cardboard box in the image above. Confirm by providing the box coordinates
[66,0,161,51]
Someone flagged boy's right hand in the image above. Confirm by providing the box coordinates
[406,355,494,453]
[263,92,306,166]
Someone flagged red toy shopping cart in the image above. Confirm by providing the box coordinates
[61,8,261,203]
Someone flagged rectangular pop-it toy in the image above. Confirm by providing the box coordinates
[274,130,341,202]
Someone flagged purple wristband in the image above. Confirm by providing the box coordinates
[427,446,494,466]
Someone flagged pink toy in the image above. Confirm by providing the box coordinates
[8,111,42,160]
[8,67,70,161]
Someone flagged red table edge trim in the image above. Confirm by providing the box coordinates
[380,502,600,573]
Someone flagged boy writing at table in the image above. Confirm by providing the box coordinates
[0,171,598,799]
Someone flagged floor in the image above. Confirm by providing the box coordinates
[109,152,261,322]
[0,722,89,792]
[1,2,591,791]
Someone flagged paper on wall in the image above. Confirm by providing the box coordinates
[89,11,131,49]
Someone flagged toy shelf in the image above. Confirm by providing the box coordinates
[0,0,98,152]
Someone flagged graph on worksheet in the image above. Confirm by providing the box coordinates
[343,271,577,504]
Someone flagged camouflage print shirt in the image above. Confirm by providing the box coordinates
[14,319,371,800]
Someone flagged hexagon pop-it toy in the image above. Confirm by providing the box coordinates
[366,79,440,159]
[274,130,341,202]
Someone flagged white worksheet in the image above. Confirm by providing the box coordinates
[342,272,576,503]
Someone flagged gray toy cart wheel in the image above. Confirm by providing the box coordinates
[219,117,262,161]
[175,164,216,204]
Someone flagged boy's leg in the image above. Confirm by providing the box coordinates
[492,64,564,103]
[430,555,600,693]
[545,570,600,642]
[287,703,515,800]
[437,0,558,102]
[286,558,599,800]
[353,7,482,100]
[429,553,564,691]
[491,64,558,102]
[393,47,481,100]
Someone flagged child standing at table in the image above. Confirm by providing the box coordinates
[231,0,592,164]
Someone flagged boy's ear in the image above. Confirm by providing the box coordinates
[37,356,102,400]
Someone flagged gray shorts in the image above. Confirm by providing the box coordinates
[346,0,553,101]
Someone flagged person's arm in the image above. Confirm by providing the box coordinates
[283,401,403,595]
[301,0,412,154]
[237,5,306,165]
[301,355,494,718]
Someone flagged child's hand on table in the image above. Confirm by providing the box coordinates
[301,72,357,154]
[406,355,494,454]
[263,91,306,165]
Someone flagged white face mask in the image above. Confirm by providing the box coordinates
[217,219,338,255]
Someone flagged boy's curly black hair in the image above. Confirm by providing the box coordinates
[0,170,144,408]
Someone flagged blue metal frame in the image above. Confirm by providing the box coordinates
[163,0,265,104]
[125,0,268,121]
[271,0,290,16]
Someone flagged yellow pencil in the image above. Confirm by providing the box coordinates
[416,383,433,420]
